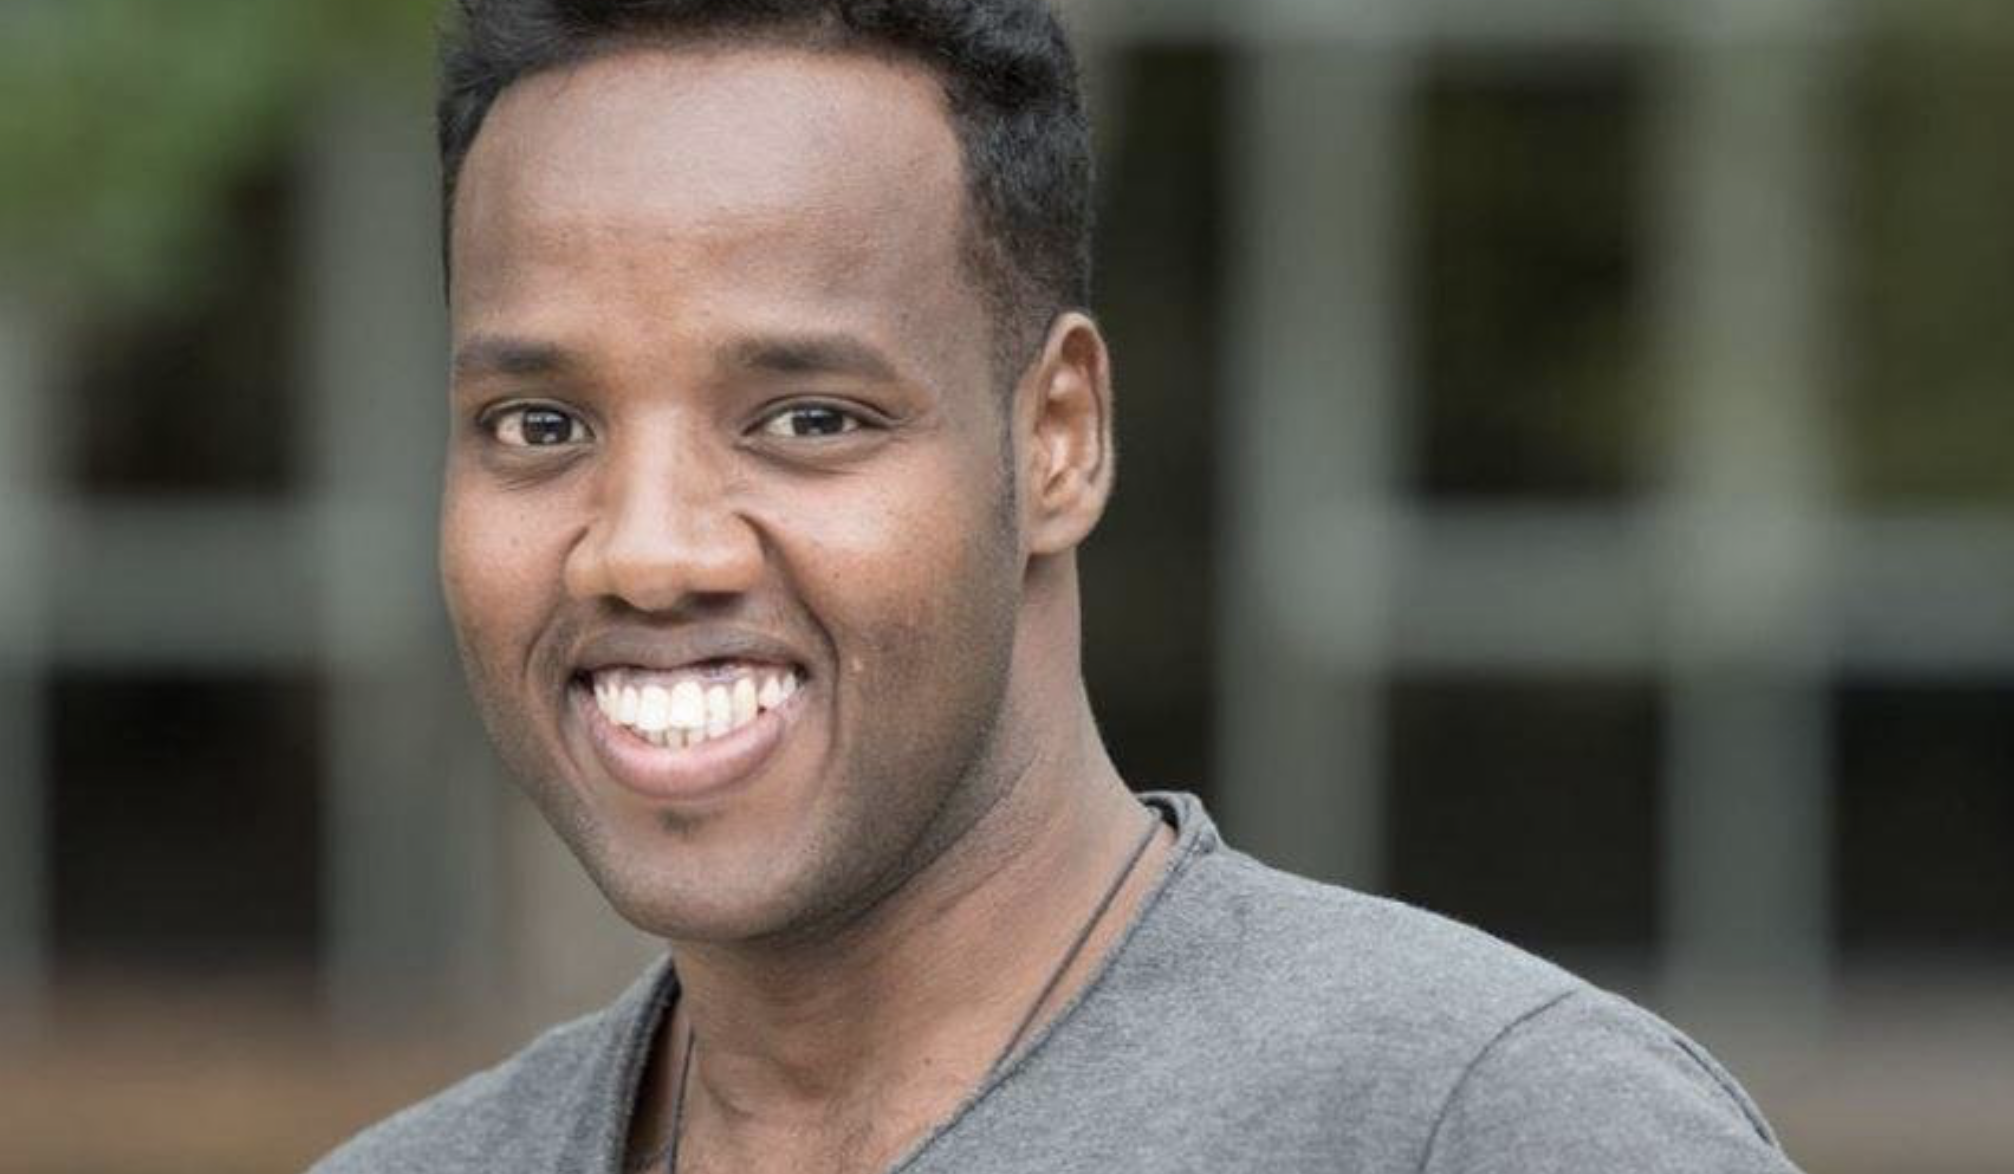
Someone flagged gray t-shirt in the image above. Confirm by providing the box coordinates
[311,792,1801,1172]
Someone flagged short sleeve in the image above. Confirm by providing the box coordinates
[1418,989,1803,1174]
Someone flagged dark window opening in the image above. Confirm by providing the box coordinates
[1388,675,1661,953]
[47,671,323,976]
[1410,52,1649,501]
[63,162,300,496]
[1835,681,2014,960]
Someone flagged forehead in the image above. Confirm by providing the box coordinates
[450,43,980,359]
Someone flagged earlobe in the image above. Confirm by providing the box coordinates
[1022,312,1116,557]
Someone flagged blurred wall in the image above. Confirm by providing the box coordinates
[3,1,2011,1171]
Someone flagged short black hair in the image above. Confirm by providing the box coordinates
[437,0,1094,381]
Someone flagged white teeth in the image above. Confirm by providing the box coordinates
[705,684,732,738]
[636,685,672,733]
[590,664,801,750]
[669,680,706,730]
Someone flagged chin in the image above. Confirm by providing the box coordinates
[559,811,850,946]
[601,870,802,944]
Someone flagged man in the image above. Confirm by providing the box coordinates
[314,1,1802,1171]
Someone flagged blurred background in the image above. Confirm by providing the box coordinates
[2,0,2010,1170]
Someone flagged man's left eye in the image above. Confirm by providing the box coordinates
[759,405,860,439]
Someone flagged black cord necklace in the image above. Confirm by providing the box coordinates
[636,806,1163,1173]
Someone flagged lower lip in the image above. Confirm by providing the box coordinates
[572,679,801,803]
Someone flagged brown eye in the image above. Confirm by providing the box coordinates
[759,405,860,439]
[492,406,590,447]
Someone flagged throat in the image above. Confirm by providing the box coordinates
[634,793,1172,1169]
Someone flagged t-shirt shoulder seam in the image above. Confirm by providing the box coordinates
[1413,985,1583,1174]
[1659,1008,1783,1146]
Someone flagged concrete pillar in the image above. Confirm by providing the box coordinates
[1216,35,1413,889]
[1649,17,1840,1028]
[0,295,54,1030]
[298,86,495,1024]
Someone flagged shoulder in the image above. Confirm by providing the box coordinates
[1152,841,1586,1061]
[1420,987,1796,1172]
[1117,812,1795,1168]
[306,962,671,1174]
[306,1013,608,1174]
[1138,792,1585,1062]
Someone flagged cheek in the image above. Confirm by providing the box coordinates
[792,460,1017,682]
[440,479,567,672]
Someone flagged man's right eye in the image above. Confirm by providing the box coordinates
[488,405,591,448]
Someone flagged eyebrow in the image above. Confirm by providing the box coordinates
[453,335,577,380]
[451,330,904,385]
[724,333,901,383]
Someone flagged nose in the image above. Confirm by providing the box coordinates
[563,433,764,612]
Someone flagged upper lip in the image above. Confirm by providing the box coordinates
[570,626,810,677]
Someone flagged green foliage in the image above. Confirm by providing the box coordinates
[0,0,437,310]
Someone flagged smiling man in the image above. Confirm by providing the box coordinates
[311,2,1802,1172]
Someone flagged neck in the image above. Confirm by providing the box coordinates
[665,687,1152,1113]
[632,561,1175,1169]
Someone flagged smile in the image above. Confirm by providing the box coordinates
[591,664,800,748]
[574,661,806,801]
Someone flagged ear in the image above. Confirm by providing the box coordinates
[1017,312,1116,557]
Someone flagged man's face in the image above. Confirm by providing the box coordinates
[442,44,1026,942]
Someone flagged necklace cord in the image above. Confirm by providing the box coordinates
[639,804,1163,1173]
[624,1017,695,1174]
[990,806,1163,1070]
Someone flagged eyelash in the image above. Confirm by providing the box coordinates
[474,399,878,452]
[481,403,593,449]
[755,402,869,440]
